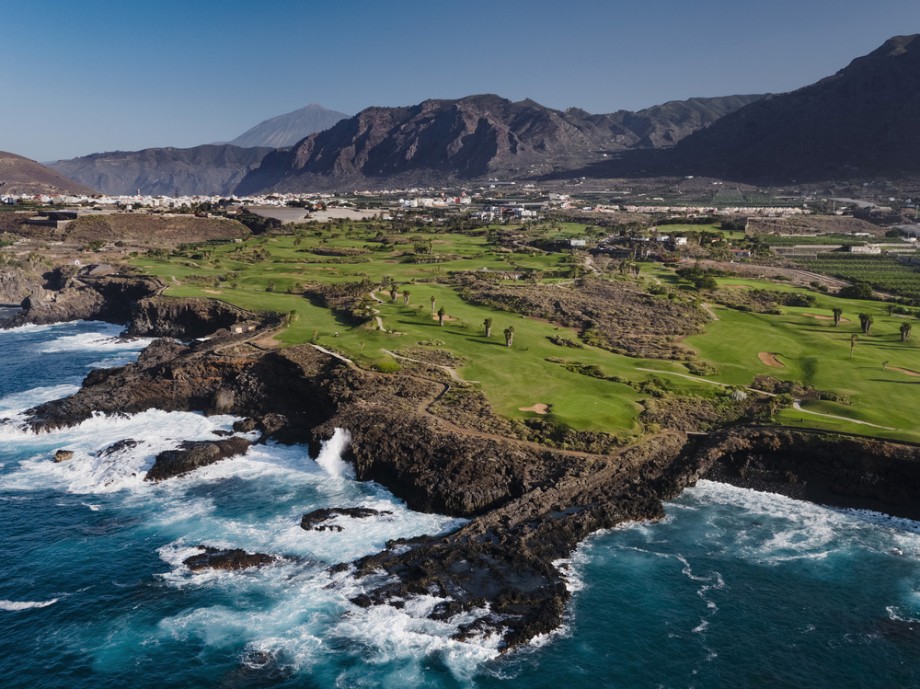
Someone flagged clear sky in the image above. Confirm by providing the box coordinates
[2,0,919,161]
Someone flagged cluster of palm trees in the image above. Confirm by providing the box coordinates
[404,294,516,347]
[831,306,913,341]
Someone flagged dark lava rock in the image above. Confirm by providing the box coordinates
[145,437,251,481]
[183,546,277,572]
[300,507,392,531]
[219,648,295,689]
[53,449,74,462]
[233,417,259,433]
[97,439,138,457]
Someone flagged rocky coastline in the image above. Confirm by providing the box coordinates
[6,275,920,652]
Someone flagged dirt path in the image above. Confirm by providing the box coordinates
[791,400,895,430]
[637,366,895,430]
[701,302,720,321]
[309,343,361,370]
[382,349,474,383]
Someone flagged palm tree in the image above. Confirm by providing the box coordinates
[389,287,398,303]
[850,334,857,359]
[402,290,410,306]
[858,313,873,334]
[901,321,912,342]
[832,307,843,327]
[483,317,493,338]
[430,295,436,315]
[503,326,514,348]
[437,307,446,327]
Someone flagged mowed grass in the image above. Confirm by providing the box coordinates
[681,282,920,442]
[135,229,645,437]
[133,227,920,443]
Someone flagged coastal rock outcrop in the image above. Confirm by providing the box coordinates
[145,437,253,481]
[126,296,272,339]
[300,507,393,531]
[182,546,278,571]
[696,427,920,520]
[4,272,162,327]
[22,288,920,652]
[26,340,338,446]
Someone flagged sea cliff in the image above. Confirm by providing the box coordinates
[7,276,920,651]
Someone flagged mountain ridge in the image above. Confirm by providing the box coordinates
[0,151,97,196]
[235,93,763,193]
[49,144,272,196]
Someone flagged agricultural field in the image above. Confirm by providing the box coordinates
[762,234,909,246]
[132,221,920,444]
[796,254,920,301]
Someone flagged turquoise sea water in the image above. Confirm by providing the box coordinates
[0,321,918,688]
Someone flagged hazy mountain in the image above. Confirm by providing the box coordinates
[49,145,272,196]
[661,34,920,181]
[236,93,762,192]
[0,151,96,196]
[229,104,349,148]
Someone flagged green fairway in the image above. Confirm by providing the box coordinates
[132,224,920,443]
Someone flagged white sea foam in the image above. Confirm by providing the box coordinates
[0,598,59,611]
[686,480,920,566]
[38,330,151,354]
[0,321,76,335]
[0,383,81,417]
[0,409,241,493]
[315,428,354,479]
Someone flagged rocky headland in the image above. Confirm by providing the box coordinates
[7,275,920,652]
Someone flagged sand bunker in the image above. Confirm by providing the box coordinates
[803,312,850,323]
[758,352,784,368]
[431,314,457,322]
[885,364,920,378]
[519,403,549,414]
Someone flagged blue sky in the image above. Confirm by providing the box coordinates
[2,0,919,161]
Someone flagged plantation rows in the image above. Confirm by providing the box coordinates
[763,234,905,246]
[798,254,920,300]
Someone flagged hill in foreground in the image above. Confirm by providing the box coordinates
[0,150,97,196]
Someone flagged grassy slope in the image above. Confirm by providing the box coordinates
[133,226,920,443]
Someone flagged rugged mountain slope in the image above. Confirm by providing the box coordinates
[229,103,348,148]
[0,151,96,196]
[49,144,271,196]
[664,35,920,181]
[619,94,765,148]
[236,93,762,192]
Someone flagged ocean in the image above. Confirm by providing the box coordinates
[0,321,917,688]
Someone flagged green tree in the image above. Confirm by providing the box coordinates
[858,313,873,334]
[832,307,843,327]
[483,317,493,338]
[437,307,446,327]
[503,325,515,347]
[389,287,398,303]
[901,321,912,342]
[402,290,410,306]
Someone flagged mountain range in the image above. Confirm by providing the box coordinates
[47,104,348,196]
[49,145,272,197]
[235,93,763,192]
[20,35,920,196]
